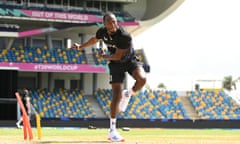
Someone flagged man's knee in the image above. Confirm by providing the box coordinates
[139,76,147,86]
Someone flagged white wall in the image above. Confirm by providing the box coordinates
[83,73,93,95]
[96,73,111,89]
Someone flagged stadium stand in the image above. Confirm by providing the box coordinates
[0,47,149,70]
[91,48,109,65]
[7,88,240,120]
[95,88,189,119]
[0,46,87,64]
[19,87,190,119]
[24,88,240,120]
[5,88,190,119]
[29,88,96,119]
[189,90,240,119]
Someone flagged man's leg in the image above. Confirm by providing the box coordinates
[131,66,147,92]
[109,83,125,142]
[110,83,122,119]
[119,66,146,112]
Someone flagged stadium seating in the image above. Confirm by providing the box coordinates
[0,47,150,69]
[21,88,240,120]
[95,88,189,119]
[91,48,109,65]
[189,90,240,119]
[0,47,152,73]
[0,47,87,64]
[29,88,96,118]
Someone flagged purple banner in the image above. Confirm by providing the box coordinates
[0,62,108,73]
[21,9,102,22]
[18,27,57,37]
[20,9,139,26]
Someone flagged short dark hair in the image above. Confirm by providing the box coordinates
[103,12,115,21]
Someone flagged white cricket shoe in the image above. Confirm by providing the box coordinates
[119,89,132,112]
[108,129,125,142]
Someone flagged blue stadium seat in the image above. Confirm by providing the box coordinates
[95,88,189,119]
[189,90,240,119]
[28,88,96,118]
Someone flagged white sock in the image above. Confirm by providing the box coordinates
[110,118,116,131]
[123,88,133,98]
[128,88,133,96]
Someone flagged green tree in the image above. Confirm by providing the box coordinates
[222,75,236,91]
[144,83,151,90]
[158,83,166,89]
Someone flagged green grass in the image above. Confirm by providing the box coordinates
[1,128,240,144]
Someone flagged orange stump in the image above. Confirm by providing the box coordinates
[15,92,33,140]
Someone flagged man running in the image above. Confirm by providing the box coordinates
[72,12,146,142]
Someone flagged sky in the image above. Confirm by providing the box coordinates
[133,0,240,90]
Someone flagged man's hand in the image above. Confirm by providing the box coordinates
[72,43,80,50]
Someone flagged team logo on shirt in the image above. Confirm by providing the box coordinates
[103,36,108,41]
[105,43,117,49]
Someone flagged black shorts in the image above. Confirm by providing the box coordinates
[108,59,140,83]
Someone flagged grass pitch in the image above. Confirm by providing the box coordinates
[0,127,240,144]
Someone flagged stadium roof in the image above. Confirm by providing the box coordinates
[0,0,184,37]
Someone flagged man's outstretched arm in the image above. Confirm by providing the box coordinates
[72,37,99,50]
